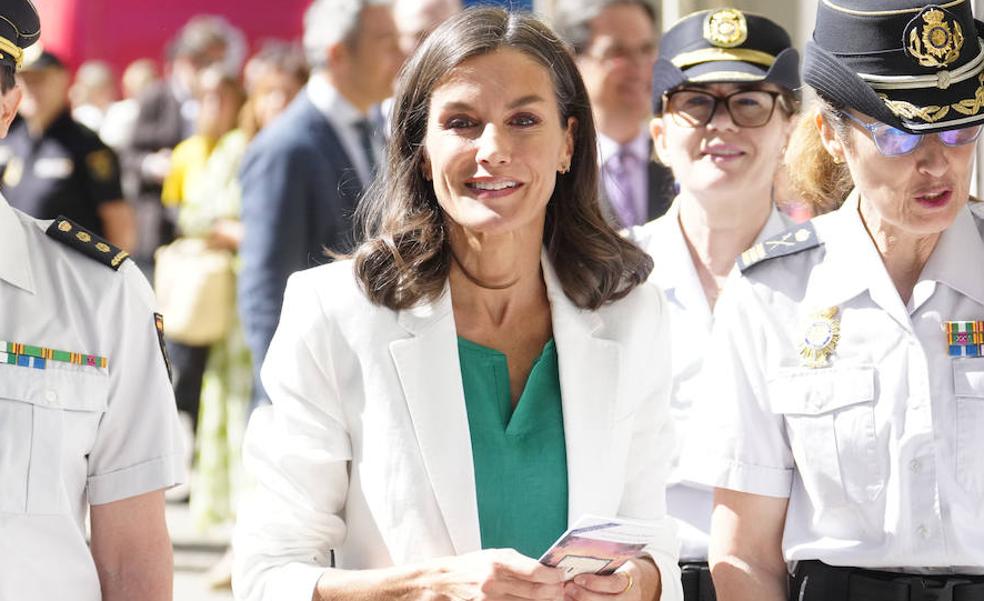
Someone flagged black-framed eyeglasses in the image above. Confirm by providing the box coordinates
[840,112,983,157]
[664,88,781,128]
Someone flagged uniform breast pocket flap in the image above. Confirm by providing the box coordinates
[953,358,984,397]
[953,357,984,504]
[769,366,874,415]
[768,366,882,506]
[0,365,109,514]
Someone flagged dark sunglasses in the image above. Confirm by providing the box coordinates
[664,88,781,128]
[841,112,983,157]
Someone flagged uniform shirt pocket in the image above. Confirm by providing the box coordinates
[0,365,108,514]
[953,357,984,505]
[768,366,882,507]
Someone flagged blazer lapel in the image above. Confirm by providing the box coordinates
[390,289,482,555]
[542,257,621,523]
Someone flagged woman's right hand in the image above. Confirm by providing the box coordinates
[314,549,565,601]
[419,549,566,601]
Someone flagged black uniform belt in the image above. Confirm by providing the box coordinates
[792,560,984,601]
[680,562,717,601]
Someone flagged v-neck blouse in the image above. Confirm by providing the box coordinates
[457,337,568,559]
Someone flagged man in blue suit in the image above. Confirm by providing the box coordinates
[238,0,404,408]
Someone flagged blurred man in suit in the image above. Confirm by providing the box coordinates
[393,0,462,56]
[238,0,403,409]
[555,0,675,227]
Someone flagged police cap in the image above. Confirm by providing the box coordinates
[652,8,800,114]
[21,50,65,72]
[0,0,39,71]
[805,0,984,134]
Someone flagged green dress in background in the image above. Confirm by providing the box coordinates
[175,129,253,532]
[458,337,569,559]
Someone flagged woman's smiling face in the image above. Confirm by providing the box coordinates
[652,82,794,200]
[423,47,575,237]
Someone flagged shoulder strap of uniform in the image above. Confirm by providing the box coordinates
[737,222,820,273]
[45,216,129,271]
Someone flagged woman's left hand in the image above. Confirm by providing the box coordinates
[563,558,661,601]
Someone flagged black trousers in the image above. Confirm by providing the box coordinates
[681,562,717,601]
[166,339,209,432]
[791,561,984,601]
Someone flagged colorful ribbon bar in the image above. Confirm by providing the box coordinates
[946,321,984,357]
[1,341,107,369]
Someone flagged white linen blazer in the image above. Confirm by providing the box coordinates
[232,255,682,601]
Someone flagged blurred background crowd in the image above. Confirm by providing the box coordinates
[10,0,981,597]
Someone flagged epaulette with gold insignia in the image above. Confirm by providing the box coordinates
[738,222,820,273]
[45,217,129,271]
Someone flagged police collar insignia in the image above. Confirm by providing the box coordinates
[738,223,820,272]
[800,307,841,368]
[704,9,748,48]
[946,320,984,356]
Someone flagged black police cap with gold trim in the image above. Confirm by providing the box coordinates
[0,0,39,71]
[652,8,801,113]
[806,0,984,134]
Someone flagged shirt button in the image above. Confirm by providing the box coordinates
[909,459,921,473]
[917,525,930,539]
[44,389,57,404]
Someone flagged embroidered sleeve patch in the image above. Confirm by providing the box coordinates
[155,313,173,382]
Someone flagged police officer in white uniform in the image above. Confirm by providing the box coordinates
[0,2,185,600]
[625,9,800,601]
[683,1,984,600]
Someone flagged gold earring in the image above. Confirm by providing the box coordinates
[559,163,570,174]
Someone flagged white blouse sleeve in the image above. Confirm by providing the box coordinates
[617,284,683,601]
[233,271,352,601]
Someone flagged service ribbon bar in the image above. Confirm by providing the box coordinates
[945,321,984,357]
[0,340,107,370]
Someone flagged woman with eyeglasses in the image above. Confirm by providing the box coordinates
[624,9,800,601]
[681,1,984,600]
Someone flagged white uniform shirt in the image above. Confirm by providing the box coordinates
[0,196,185,600]
[627,201,793,561]
[684,191,984,573]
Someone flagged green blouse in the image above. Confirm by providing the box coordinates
[457,337,569,559]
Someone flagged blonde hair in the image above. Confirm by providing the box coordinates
[785,89,853,215]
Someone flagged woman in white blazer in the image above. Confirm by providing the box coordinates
[233,8,681,601]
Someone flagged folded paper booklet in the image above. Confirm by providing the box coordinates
[539,515,663,580]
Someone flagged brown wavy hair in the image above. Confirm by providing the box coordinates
[349,7,653,310]
[785,88,854,215]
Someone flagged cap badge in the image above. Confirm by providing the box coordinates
[800,307,841,369]
[703,9,747,48]
[905,6,964,69]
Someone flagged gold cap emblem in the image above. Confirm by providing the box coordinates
[704,9,748,48]
[906,7,964,69]
[800,307,841,369]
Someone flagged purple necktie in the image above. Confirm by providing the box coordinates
[607,146,641,227]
